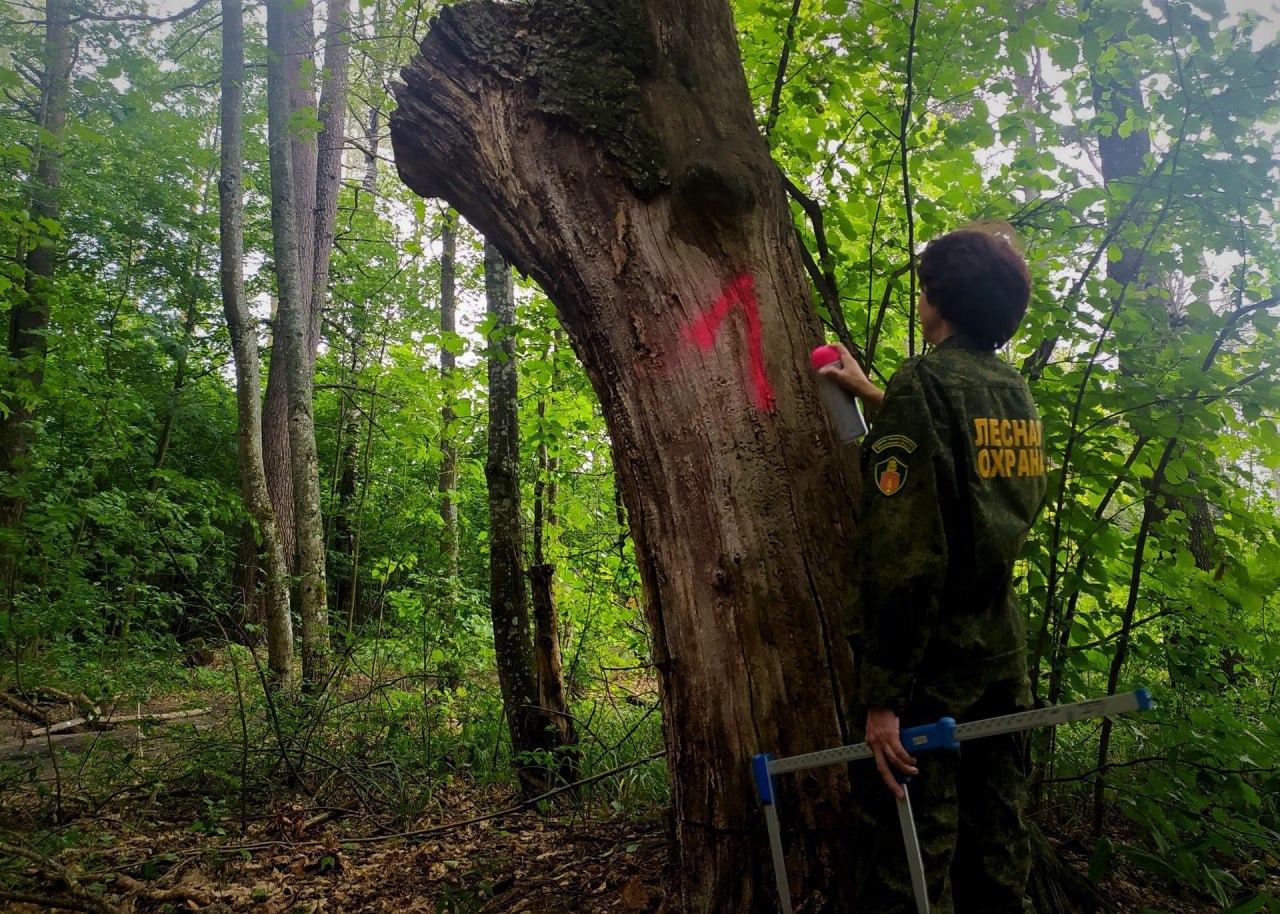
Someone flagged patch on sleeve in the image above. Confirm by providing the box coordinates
[874,456,907,496]
[871,434,917,455]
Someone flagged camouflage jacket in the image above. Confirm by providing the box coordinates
[849,333,1047,712]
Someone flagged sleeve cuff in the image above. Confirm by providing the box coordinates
[859,662,910,715]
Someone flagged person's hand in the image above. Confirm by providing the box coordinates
[865,706,918,799]
[818,342,877,400]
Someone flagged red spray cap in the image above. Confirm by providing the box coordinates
[810,344,841,370]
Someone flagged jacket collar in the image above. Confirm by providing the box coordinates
[932,331,989,352]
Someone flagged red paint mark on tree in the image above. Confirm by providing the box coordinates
[680,272,776,413]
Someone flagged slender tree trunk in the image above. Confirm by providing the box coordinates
[348,333,386,629]
[392,4,861,908]
[1045,436,1149,710]
[529,352,576,782]
[260,0,349,685]
[221,0,293,681]
[484,242,566,795]
[528,564,578,783]
[304,0,350,639]
[151,153,218,491]
[439,211,460,588]
[361,103,380,195]
[266,0,329,688]
[1089,282,1259,830]
[0,0,72,600]
[331,367,362,630]
[332,87,381,630]
[531,348,554,568]
[150,280,203,493]
[254,0,348,581]
[1030,0,1158,701]
[259,367,296,569]
[432,210,462,684]
[308,0,349,361]
[1091,436,1176,837]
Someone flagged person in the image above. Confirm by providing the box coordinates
[819,226,1047,913]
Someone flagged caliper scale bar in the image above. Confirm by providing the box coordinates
[752,688,1153,914]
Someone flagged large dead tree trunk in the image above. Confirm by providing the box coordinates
[392,3,861,909]
[220,0,293,681]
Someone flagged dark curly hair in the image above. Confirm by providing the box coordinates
[916,227,1031,349]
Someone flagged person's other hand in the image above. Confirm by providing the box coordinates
[865,706,918,799]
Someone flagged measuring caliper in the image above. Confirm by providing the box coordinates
[752,688,1153,914]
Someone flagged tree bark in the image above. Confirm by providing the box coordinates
[332,86,382,631]
[0,0,73,598]
[266,0,329,688]
[439,210,460,589]
[220,0,293,681]
[484,242,566,795]
[259,350,296,572]
[392,4,861,909]
[528,563,579,785]
[149,254,207,493]
[331,359,362,630]
[253,0,349,586]
[530,352,575,781]
[531,342,555,568]
[309,0,351,635]
[308,0,350,362]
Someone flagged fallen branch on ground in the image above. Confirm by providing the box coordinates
[110,873,213,907]
[0,841,124,914]
[0,888,107,912]
[0,692,49,724]
[28,716,88,738]
[0,728,140,760]
[26,687,99,715]
[27,708,211,739]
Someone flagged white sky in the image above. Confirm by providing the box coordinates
[1225,0,1280,44]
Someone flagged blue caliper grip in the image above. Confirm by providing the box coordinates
[899,717,960,753]
[752,753,776,805]
[1135,687,1153,711]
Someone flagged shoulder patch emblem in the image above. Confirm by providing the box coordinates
[871,434,917,454]
[875,456,907,496]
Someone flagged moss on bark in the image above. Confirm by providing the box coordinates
[434,0,667,196]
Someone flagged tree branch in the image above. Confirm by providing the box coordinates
[764,0,803,137]
[0,889,101,912]
[901,0,921,356]
[67,0,216,25]
[779,171,863,360]
[1070,606,1179,652]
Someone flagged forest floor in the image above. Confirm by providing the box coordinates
[0,671,1257,914]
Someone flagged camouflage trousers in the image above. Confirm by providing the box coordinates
[848,677,1033,914]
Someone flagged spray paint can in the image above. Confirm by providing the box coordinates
[810,344,867,443]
